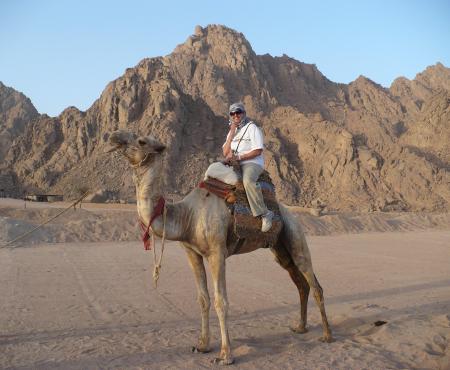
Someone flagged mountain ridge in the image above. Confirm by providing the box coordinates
[1,25,449,211]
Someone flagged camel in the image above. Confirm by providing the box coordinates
[107,130,332,365]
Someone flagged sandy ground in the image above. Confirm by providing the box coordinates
[1,199,450,369]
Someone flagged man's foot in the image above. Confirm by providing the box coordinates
[261,210,274,232]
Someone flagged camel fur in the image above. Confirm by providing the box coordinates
[107,130,332,365]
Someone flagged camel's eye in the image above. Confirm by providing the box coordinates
[138,139,147,146]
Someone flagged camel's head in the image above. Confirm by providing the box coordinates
[106,130,166,167]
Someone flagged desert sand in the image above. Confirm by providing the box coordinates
[1,198,449,369]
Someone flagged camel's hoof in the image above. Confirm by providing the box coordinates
[212,357,235,365]
[290,325,308,334]
[191,346,211,353]
[319,335,334,343]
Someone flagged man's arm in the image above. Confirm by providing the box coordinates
[236,148,263,161]
[222,123,238,158]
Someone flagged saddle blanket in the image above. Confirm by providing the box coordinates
[200,169,282,248]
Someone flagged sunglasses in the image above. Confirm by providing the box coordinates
[230,110,243,116]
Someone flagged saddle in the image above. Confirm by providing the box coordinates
[199,171,283,248]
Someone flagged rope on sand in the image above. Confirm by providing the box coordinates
[2,191,90,247]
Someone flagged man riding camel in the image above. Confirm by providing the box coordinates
[222,102,274,232]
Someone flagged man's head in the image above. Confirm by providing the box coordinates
[229,102,245,115]
[229,102,246,124]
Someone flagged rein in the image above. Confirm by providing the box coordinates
[152,204,167,288]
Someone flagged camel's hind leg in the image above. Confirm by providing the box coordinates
[276,206,332,342]
[290,242,333,342]
[271,244,310,333]
[301,268,332,342]
[183,246,211,353]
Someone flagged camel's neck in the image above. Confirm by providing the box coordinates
[134,158,188,241]
[134,158,163,219]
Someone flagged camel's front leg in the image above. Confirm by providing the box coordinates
[208,251,234,365]
[184,246,211,353]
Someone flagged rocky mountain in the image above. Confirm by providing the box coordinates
[0,82,39,194]
[0,82,39,155]
[1,25,449,211]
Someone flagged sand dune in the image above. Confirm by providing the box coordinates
[0,199,449,369]
[1,198,449,246]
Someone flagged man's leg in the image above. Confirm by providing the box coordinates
[241,163,267,217]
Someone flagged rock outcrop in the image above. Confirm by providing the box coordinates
[0,82,39,158]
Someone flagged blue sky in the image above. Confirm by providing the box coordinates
[1,0,449,116]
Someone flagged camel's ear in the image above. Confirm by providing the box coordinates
[138,136,166,153]
[149,141,166,153]
[154,143,166,153]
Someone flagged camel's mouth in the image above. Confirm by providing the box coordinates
[104,142,122,153]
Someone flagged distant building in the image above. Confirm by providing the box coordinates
[25,194,64,202]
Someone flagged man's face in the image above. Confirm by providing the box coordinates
[230,110,243,124]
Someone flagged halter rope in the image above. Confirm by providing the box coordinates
[152,204,167,288]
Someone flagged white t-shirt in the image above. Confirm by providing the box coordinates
[224,121,264,167]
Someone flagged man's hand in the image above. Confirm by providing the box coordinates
[225,152,236,162]
[222,152,239,165]
[229,122,238,132]
[223,123,239,158]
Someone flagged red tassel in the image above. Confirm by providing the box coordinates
[140,221,152,250]
[139,197,165,250]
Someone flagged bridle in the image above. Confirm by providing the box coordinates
[131,151,151,169]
